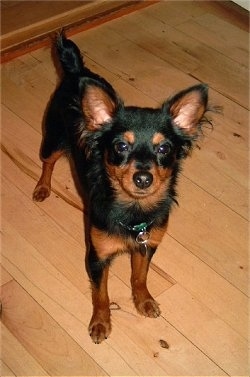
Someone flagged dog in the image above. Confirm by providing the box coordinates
[33,33,210,344]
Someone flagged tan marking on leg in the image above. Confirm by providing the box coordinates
[33,150,63,202]
[89,264,111,344]
[131,251,160,318]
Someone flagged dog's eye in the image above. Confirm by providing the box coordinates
[114,141,129,153]
[157,143,171,155]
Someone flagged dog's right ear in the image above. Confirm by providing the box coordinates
[164,84,208,136]
[82,85,116,131]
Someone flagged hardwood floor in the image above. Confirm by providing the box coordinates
[1,1,249,376]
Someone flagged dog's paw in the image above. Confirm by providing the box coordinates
[88,319,111,344]
[135,298,161,318]
[33,185,51,202]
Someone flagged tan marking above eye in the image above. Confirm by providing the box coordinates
[123,131,135,144]
[152,133,165,145]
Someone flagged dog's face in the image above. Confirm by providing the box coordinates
[81,84,208,204]
[103,109,178,203]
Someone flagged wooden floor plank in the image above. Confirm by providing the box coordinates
[1,280,106,376]
[153,234,248,339]
[183,127,248,219]
[0,359,15,377]
[168,175,248,293]
[158,284,248,376]
[1,266,13,286]
[1,323,48,376]
[176,14,248,66]
[143,0,206,27]
[106,3,248,107]
[142,1,249,32]
[1,71,50,133]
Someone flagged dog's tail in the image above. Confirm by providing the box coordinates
[56,32,84,75]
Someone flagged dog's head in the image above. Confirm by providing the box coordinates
[80,83,208,205]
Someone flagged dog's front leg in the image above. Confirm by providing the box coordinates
[131,249,161,318]
[87,251,111,344]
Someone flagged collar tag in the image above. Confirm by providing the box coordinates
[119,220,153,256]
[118,221,152,257]
[136,230,150,257]
[136,231,150,244]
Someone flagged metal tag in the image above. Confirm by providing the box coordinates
[136,231,150,244]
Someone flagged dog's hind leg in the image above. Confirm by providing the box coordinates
[131,249,161,318]
[33,149,64,202]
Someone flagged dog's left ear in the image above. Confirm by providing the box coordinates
[82,85,116,131]
[165,84,208,135]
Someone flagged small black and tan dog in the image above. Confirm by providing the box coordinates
[33,33,209,343]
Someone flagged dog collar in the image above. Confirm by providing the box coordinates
[119,220,154,254]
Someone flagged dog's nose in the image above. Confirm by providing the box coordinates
[133,171,153,189]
